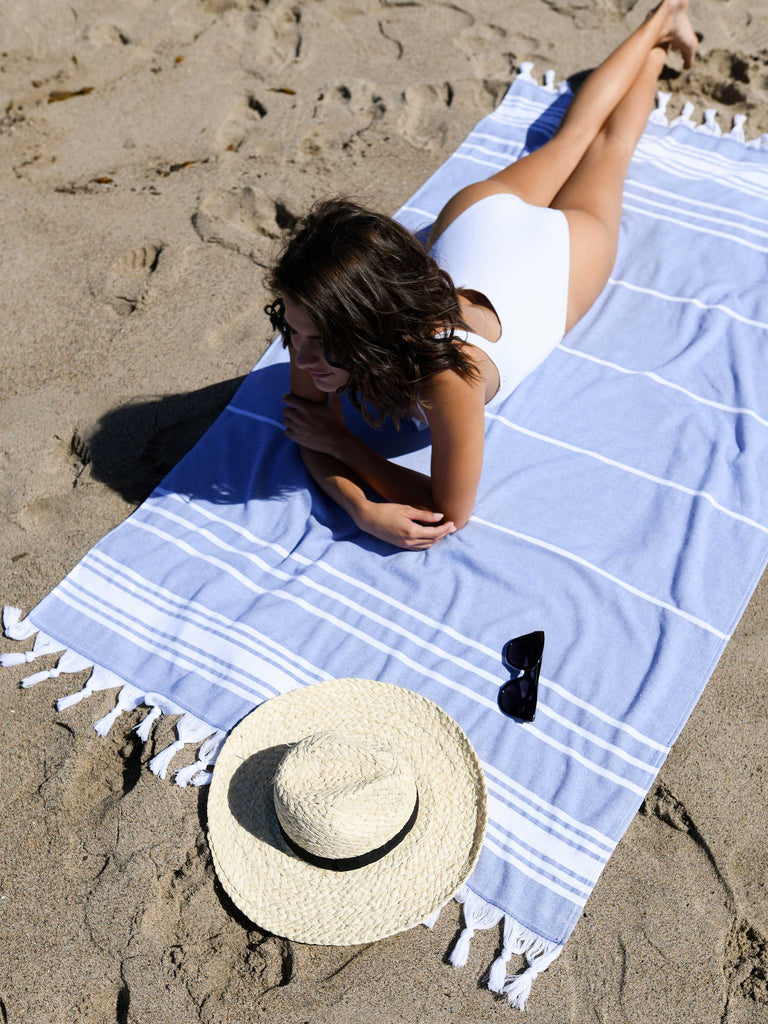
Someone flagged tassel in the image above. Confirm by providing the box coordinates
[421,905,444,930]
[1,651,38,667]
[21,669,58,688]
[93,684,145,737]
[649,90,671,126]
[728,113,747,142]
[135,705,162,742]
[487,915,530,993]
[503,945,562,1011]
[543,69,557,92]
[2,626,67,669]
[21,647,92,688]
[698,108,721,136]
[135,693,185,743]
[174,759,204,788]
[174,730,225,787]
[149,713,215,780]
[57,664,123,711]
[671,100,696,128]
[3,606,37,640]
[449,888,504,967]
[189,732,226,787]
[517,62,536,84]
[503,965,539,1011]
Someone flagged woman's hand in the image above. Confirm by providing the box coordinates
[355,502,456,550]
[283,391,348,457]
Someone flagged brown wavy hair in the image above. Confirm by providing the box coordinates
[265,197,480,425]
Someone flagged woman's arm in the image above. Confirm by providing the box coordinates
[286,353,456,548]
[285,392,435,507]
[285,374,486,535]
[420,368,486,530]
[287,351,436,507]
[298,446,455,549]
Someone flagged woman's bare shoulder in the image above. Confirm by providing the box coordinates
[420,365,486,417]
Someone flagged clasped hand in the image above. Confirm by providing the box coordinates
[283,391,347,457]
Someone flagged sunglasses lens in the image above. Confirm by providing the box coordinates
[503,630,545,671]
[498,676,536,721]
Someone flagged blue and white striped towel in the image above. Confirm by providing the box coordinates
[6,71,768,1006]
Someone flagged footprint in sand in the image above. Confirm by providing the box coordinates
[396,83,454,151]
[193,186,296,264]
[101,242,163,315]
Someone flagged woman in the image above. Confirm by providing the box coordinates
[273,0,697,550]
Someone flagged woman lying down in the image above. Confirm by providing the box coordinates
[266,0,697,549]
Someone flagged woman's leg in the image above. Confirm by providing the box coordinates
[428,0,696,245]
[553,46,667,332]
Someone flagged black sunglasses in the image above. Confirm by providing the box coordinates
[497,631,545,722]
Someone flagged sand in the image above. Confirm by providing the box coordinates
[2,0,768,1021]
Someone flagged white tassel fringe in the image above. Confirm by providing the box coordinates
[517,61,536,84]
[22,646,92,688]
[728,113,747,143]
[135,704,163,741]
[1,650,38,667]
[3,606,38,641]
[57,664,124,711]
[488,914,533,992]
[445,888,563,1007]
[149,713,215,779]
[174,730,226,787]
[134,693,185,742]
[421,906,443,929]
[503,945,562,1011]
[93,684,146,736]
[449,886,504,967]
[671,100,696,128]
[698,108,721,136]
[511,73,765,148]
[649,90,671,126]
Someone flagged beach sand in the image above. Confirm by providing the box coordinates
[2,0,768,1021]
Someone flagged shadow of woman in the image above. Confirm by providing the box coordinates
[82,360,433,548]
[83,374,249,504]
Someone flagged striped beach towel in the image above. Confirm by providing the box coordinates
[6,69,768,1007]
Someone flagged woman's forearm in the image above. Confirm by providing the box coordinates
[299,446,454,549]
[298,447,372,526]
[331,431,436,511]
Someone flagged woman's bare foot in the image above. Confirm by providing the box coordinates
[650,0,698,68]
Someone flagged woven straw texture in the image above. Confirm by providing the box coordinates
[207,678,488,945]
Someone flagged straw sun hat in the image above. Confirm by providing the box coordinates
[207,677,488,945]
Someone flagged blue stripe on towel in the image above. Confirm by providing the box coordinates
[25,75,768,951]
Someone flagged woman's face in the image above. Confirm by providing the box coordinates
[283,295,351,392]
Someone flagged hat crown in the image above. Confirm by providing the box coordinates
[273,731,418,860]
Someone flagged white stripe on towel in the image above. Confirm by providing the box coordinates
[606,277,768,333]
[487,413,768,537]
[56,577,294,704]
[88,551,327,684]
[155,489,674,757]
[482,763,615,851]
[558,344,768,430]
[471,515,730,641]
[126,518,655,792]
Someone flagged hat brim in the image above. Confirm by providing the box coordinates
[207,678,488,945]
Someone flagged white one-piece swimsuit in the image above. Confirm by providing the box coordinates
[428,192,571,405]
